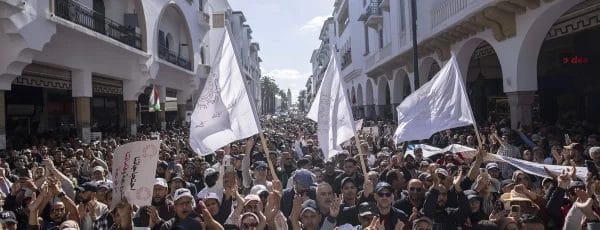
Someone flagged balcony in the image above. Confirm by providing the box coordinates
[380,0,390,11]
[158,44,192,70]
[365,43,392,72]
[359,0,383,29]
[54,0,142,50]
[341,48,352,70]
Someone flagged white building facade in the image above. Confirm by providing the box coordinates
[311,0,600,129]
[0,0,261,146]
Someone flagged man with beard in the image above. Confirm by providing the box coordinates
[373,182,408,229]
[316,183,334,217]
[334,158,364,194]
[422,169,469,230]
[278,151,296,188]
[76,182,110,230]
[394,179,425,218]
[153,178,174,220]
[160,188,203,230]
[41,178,79,229]
[323,161,340,187]
[196,167,223,200]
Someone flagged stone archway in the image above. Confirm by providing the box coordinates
[376,76,392,120]
[536,0,600,123]
[457,38,504,123]
[156,3,194,70]
[365,79,375,119]
[419,56,441,85]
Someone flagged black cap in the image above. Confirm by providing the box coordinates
[341,177,356,188]
[79,182,98,192]
[358,202,378,217]
[253,161,268,170]
[375,182,393,193]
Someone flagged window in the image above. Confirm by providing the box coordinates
[364,24,370,55]
[166,33,173,50]
[400,0,406,31]
[212,14,225,28]
[200,47,206,64]
[378,29,384,49]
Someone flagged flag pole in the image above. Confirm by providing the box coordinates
[472,122,484,149]
[353,135,368,176]
[258,131,279,180]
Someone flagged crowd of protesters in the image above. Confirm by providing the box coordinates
[0,116,598,230]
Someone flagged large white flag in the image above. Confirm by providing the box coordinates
[189,28,259,155]
[112,140,160,208]
[393,56,475,143]
[307,51,355,159]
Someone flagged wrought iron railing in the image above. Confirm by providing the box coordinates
[54,0,142,50]
[158,44,192,70]
[365,0,382,19]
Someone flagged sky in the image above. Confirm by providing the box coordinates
[228,0,335,101]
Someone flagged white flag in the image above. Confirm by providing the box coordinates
[189,28,259,155]
[111,140,160,208]
[307,51,355,159]
[491,154,588,180]
[393,56,475,143]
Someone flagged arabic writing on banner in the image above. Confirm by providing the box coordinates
[491,154,588,180]
[112,140,160,208]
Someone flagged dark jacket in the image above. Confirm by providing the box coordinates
[280,187,317,217]
[546,186,569,229]
[393,194,423,217]
[422,187,470,230]
[379,207,408,230]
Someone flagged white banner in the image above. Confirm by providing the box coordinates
[491,154,588,180]
[307,50,355,159]
[394,56,475,143]
[112,140,160,208]
[189,28,260,155]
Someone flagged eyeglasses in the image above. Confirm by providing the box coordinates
[409,187,423,192]
[52,208,65,212]
[242,222,258,228]
[377,192,392,197]
[175,200,193,207]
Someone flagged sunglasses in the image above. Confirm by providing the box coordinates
[377,192,392,197]
[409,187,423,192]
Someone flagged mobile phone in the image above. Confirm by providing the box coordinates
[565,134,572,144]
[586,160,599,178]
[494,199,504,211]
[510,205,521,213]
[138,207,150,227]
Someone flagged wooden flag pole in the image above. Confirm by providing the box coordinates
[353,135,368,176]
[258,131,278,180]
[472,123,484,149]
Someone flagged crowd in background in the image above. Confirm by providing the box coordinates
[0,116,598,230]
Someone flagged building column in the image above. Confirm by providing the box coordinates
[177,104,186,126]
[392,103,399,120]
[364,104,376,120]
[72,70,92,143]
[507,91,535,129]
[158,86,166,130]
[0,91,5,150]
[125,101,137,136]
[75,97,91,143]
